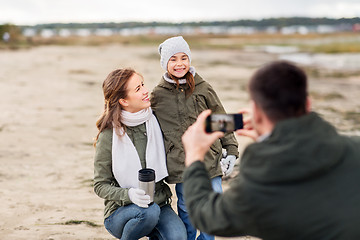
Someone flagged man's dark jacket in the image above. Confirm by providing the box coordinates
[184,112,360,240]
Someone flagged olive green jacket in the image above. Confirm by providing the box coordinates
[183,113,360,239]
[151,73,239,183]
[93,126,172,220]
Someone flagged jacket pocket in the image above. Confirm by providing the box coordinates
[165,142,174,155]
[210,142,221,155]
[194,94,208,115]
[206,139,222,169]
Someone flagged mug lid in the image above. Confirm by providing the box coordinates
[138,168,155,182]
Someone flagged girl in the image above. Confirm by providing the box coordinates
[151,36,239,240]
[94,68,186,240]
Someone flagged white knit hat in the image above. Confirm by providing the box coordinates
[158,36,192,70]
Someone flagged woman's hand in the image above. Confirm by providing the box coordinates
[128,188,151,208]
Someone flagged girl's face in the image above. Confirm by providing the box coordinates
[167,52,190,78]
[119,73,150,113]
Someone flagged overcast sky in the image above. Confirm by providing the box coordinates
[1,0,360,25]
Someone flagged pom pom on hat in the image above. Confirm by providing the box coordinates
[158,36,191,70]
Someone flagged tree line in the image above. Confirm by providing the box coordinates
[20,17,360,30]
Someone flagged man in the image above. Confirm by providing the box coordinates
[182,61,360,239]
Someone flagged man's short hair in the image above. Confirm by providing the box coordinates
[249,61,308,122]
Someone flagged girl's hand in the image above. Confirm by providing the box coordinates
[220,154,237,177]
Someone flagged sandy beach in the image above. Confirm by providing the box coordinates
[0,43,359,239]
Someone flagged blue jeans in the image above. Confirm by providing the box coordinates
[176,176,222,240]
[104,203,186,240]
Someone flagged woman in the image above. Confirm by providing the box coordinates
[94,68,186,240]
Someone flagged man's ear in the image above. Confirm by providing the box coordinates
[306,97,312,113]
[119,98,128,107]
[251,100,262,125]
[251,100,275,136]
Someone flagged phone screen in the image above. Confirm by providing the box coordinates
[205,114,243,133]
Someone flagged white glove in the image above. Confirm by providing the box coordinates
[221,151,230,175]
[220,155,237,177]
[220,160,228,175]
[128,188,151,208]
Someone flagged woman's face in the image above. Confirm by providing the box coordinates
[167,52,190,78]
[119,73,150,113]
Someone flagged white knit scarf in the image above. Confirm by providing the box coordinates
[112,107,168,188]
[163,66,196,85]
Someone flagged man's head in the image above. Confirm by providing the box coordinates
[249,61,309,124]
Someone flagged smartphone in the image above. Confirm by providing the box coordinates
[205,113,243,133]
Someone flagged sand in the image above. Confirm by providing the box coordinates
[0,44,358,240]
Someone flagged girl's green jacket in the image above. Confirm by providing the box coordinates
[151,73,239,184]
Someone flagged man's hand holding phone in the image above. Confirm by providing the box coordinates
[182,110,224,167]
[183,109,259,168]
[235,108,259,141]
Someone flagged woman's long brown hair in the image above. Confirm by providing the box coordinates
[94,68,136,146]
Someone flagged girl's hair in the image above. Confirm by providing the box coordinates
[169,71,195,96]
[94,68,137,146]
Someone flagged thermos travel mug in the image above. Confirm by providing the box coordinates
[138,168,155,202]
